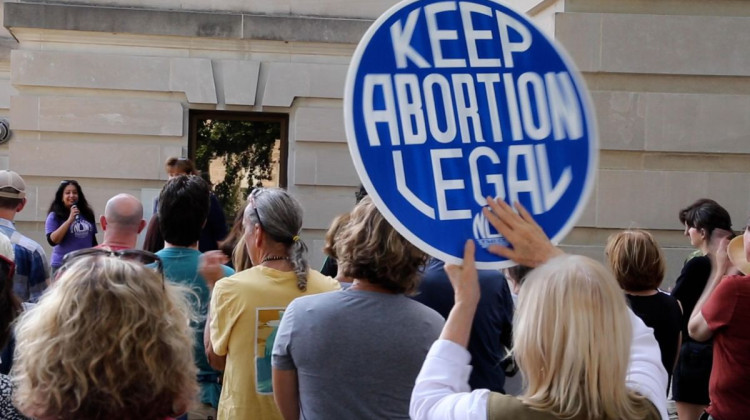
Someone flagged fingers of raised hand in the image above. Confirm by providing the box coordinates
[514,202,546,236]
[445,240,480,304]
[483,198,519,240]
[444,241,476,285]
[487,244,515,261]
[462,239,476,270]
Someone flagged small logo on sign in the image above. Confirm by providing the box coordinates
[472,210,508,249]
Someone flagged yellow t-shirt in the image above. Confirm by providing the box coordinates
[210,266,340,420]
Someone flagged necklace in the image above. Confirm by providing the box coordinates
[261,255,289,264]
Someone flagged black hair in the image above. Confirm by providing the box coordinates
[355,184,368,204]
[678,198,732,238]
[158,175,210,247]
[47,180,96,224]
[142,214,164,253]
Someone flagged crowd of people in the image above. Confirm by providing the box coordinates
[0,160,748,420]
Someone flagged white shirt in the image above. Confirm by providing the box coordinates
[410,310,669,420]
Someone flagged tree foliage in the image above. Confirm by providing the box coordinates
[195,119,280,218]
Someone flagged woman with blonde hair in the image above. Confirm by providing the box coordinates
[218,200,253,271]
[606,230,682,391]
[11,251,197,420]
[410,199,668,420]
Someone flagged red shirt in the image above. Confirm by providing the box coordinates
[703,275,750,419]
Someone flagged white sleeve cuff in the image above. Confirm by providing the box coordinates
[410,339,489,420]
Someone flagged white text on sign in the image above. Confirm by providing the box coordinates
[361,2,583,221]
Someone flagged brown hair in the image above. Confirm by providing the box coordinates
[337,197,426,294]
[165,157,197,176]
[323,212,351,260]
[0,187,23,210]
[605,230,665,292]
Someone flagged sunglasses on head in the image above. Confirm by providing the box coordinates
[248,188,266,231]
[59,248,164,286]
[60,179,79,186]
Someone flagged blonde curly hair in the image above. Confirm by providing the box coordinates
[12,256,198,420]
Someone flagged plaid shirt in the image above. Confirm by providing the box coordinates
[0,218,50,302]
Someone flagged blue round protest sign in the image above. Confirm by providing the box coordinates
[344,0,598,268]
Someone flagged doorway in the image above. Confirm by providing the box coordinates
[188,111,288,221]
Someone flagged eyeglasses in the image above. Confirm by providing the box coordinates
[60,179,79,186]
[60,248,164,285]
[0,253,15,281]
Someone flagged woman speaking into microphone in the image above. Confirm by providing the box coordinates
[45,180,97,274]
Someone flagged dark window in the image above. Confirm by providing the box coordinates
[189,110,288,219]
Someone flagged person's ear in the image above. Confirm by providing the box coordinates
[16,198,26,213]
[100,215,107,230]
[254,223,263,248]
[137,219,147,233]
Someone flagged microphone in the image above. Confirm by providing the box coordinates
[72,201,80,221]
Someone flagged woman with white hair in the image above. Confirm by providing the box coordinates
[205,188,340,420]
[410,199,668,420]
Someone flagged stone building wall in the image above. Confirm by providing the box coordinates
[555,0,750,286]
[0,0,748,283]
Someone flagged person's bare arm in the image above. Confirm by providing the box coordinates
[201,251,230,370]
[272,368,300,420]
[483,198,563,267]
[688,276,721,342]
[688,233,732,342]
[49,207,78,244]
[204,308,227,371]
[441,240,481,348]
[199,250,229,288]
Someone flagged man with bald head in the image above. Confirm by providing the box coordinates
[97,193,146,251]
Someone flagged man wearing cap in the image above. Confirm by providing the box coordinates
[688,230,750,420]
[96,193,146,251]
[0,170,50,302]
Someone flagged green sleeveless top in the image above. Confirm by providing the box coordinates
[487,392,661,420]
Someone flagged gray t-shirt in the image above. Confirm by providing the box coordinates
[272,288,444,419]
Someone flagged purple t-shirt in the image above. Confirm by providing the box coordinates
[45,212,97,268]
